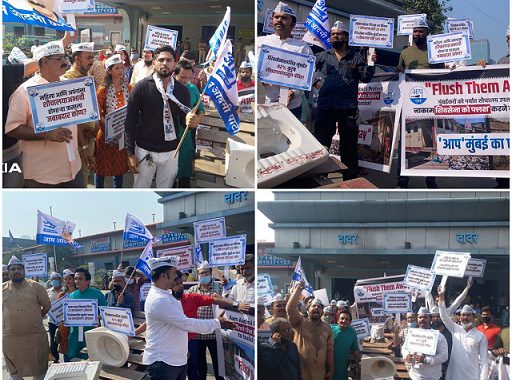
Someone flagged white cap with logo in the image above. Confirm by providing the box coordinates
[71,42,95,53]
[33,41,65,62]
[273,2,295,17]
[105,54,124,69]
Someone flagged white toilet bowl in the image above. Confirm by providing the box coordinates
[225,138,255,188]
[360,355,396,379]
[85,327,130,367]
[257,103,329,187]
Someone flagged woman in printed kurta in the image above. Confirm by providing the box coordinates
[94,55,131,188]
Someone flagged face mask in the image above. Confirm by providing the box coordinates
[51,280,61,288]
[131,54,139,60]
[482,316,491,324]
[113,284,122,291]
[172,290,184,299]
[322,316,332,323]
[431,320,443,329]
[199,276,211,284]
[407,322,417,328]
[413,36,427,46]
[331,40,347,49]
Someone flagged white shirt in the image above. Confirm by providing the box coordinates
[425,286,470,315]
[228,278,255,303]
[440,302,488,380]
[256,33,313,110]
[402,329,449,380]
[130,60,154,86]
[143,285,220,366]
[47,287,62,304]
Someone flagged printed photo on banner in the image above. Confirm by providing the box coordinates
[257,44,316,91]
[156,245,194,271]
[144,25,179,50]
[430,250,471,278]
[193,217,226,243]
[28,77,99,133]
[99,306,135,336]
[22,252,47,277]
[209,234,246,267]
[63,299,99,327]
[400,66,510,178]
[48,294,68,324]
[351,318,371,339]
[403,327,440,356]
[427,32,471,64]
[3,0,75,30]
[349,15,394,48]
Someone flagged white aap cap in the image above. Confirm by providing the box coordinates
[112,270,124,278]
[417,306,430,316]
[71,42,95,53]
[50,272,62,279]
[105,54,124,69]
[430,306,440,315]
[8,47,29,64]
[148,256,179,271]
[115,44,127,52]
[271,293,284,303]
[412,18,429,29]
[331,20,349,33]
[7,256,23,268]
[33,41,65,62]
[310,298,324,307]
[63,269,75,277]
[197,260,210,271]
[239,61,252,69]
[461,304,476,314]
[273,2,296,17]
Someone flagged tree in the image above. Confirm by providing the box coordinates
[403,0,453,34]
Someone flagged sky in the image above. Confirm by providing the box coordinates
[3,191,163,239]
[256,190,275,242]
[446,0,509,61]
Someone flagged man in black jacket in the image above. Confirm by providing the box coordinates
[259,318,302,380]
[125,45,200,188]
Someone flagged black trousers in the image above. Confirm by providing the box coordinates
[146,361,187,380]
[48,322,59,362]
[314,108,359,180]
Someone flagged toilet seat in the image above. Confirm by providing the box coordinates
[85,327,130,367]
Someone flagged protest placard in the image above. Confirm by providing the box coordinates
[258,44,316,91]
[60,0,94,13]
[63,299,98,327]
[370,307,390,317]
[99,306,135,336]
[238,87,255,114]
[80,28,91,42]
[194,217,226,243]
[209,235,246,267]
[28,77,99,133]
[445,19,474,39]
[404,264,437,291]
[403,327,440,356]
[22,253,47,277]
[234,354,254,380]
[257,293,274,306]
[354,277,411,303]
[105,105,127,143]
[383,293,412,313]
[313,289,329,307]
[262,9,274,34]
[224,310,255,347]
[144,25,178,50]
[397,14,427,35]
[427,32,471,64]
[351,318,371,339]
[139,283,152,301]
[349,15,394,48]
[400,66,509,178]
[431,250,471,278]
[48,294,68,324]
[257,274,273,295]
[291,22,307,40]
[464,258,486,278]
[157,245,194,271]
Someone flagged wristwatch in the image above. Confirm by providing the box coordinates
[232,301,240,309]
[80,145,88,151]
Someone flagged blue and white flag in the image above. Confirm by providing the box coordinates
[204,39,240,135]
[206,6,231,63]
[303,0,331,50]
[123,213,153,247]
[36,210,81,248]
[3,0,74,31]
[292,257,314,295]
[136,240,154,280]
[195,244,204,265]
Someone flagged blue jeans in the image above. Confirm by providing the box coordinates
[94,174,124,188]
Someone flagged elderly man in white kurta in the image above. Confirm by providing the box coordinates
[438,285,488,380]
[402,307,449,380]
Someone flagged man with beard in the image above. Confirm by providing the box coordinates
[131,48,155,85]
[256,2,312,119]
[402,307,448,380]
[477,306,501,350]
[3,256,51,380]
[259,318,302,380]
[313,21,376,180]
[62,42,98,185]
[431,306,453,380]
[125,45,200,188]
[331,308,360,380]
[438,286,488,380]
[266,293,287,324]
[106,270,136,315]
[287,282,334,380]
[237,61,254,91]
[228,254,255,303]
[5,40,84,187]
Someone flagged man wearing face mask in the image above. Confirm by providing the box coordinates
[402,307,448,380]
[438,285,488,380]
[123,266,143,312]
[47,272,63,363]
[314,21,377,180]
[228,254,255,303]
[430,306,453,380]
[106,270,136,315]
[287,282,334,380]
[477,306,501,350]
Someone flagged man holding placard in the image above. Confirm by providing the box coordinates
[5,40,84,187]
[106,270,136,315]
[402,307,448,380]
[438,285,488,380]
[3,256,51,380]
[314,21,376,180]
[257,2,313,120]
[228,253,255,303]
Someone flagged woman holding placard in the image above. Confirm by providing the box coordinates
[94,55,131,188]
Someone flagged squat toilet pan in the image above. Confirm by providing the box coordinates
[85,327,130,367]
[257,103,329,188]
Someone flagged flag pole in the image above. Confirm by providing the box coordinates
[173,95,204,158]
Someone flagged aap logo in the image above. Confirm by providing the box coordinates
[409,87,427,104]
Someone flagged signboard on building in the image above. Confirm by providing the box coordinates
[91,236,110,253]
